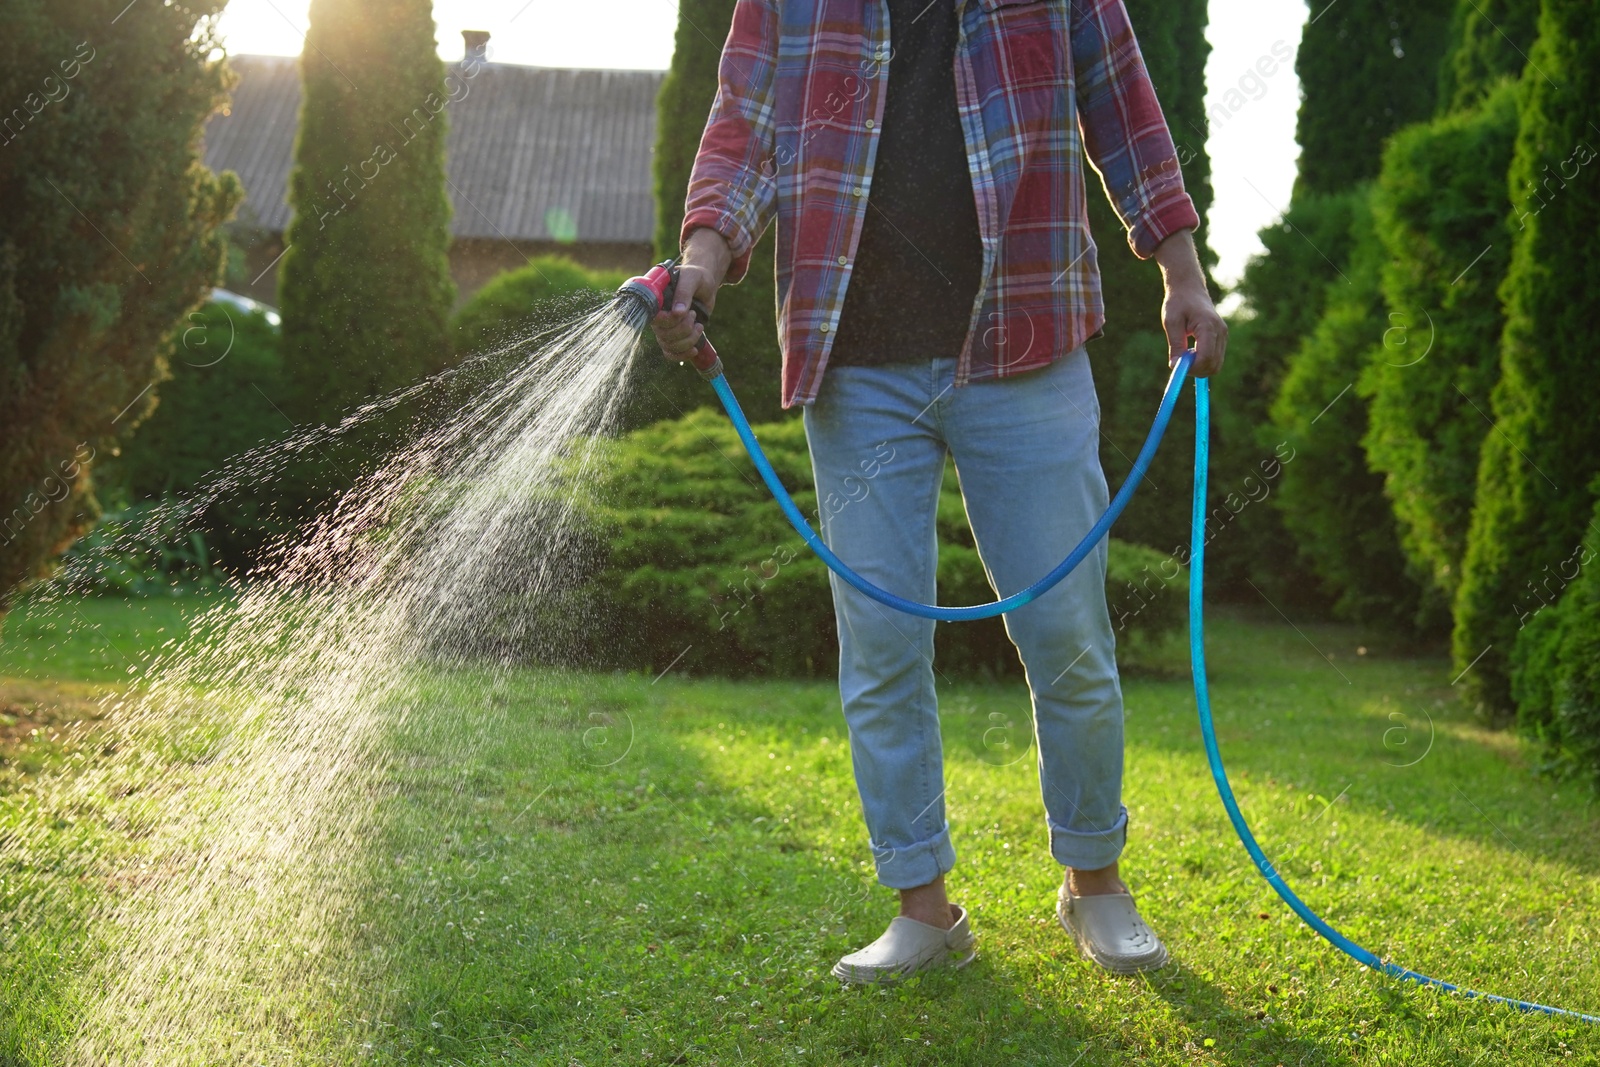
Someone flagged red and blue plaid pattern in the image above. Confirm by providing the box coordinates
[682,0,1199,408]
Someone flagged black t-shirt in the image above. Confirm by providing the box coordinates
[827,0,984,367]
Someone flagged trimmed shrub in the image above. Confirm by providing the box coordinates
[56,500,229,598]
[0,1,239,608]
[115,302,285,494]
[451,257,627,357]
[467,409,1187,679]
[1510,490,1600,787]
[1453,0,1600,715]
[1360,81,1520,600]
[1268,190,1444,634]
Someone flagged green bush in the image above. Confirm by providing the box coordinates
[1360,81,1519,601]
[451,256,627,358]
[1453,0,1600,715]
[55,500,229,598]
[1268,190,1444,635]
[104,301,290,567]
[555,409,1186,679]
[1510,490,1600,788]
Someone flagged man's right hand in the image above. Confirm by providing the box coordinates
[653,227,733,362]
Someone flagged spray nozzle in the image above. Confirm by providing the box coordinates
[614,259,722,380]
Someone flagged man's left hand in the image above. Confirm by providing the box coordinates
[1153,229,1227,378]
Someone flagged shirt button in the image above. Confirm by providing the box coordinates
[852,186,864,197]
[837,255,849,266]
[819,323,831,334]
[864,119,875,130]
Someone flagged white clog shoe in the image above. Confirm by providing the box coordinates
[1057,884,1169,973]
[831,904,977,985]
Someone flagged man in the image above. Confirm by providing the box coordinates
[653,0,1225,984]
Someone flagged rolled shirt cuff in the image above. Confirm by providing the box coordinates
[681,208,754,284]
[1127,195,1201,260]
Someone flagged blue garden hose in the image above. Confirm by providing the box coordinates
[706,353,1188,621]
[699,349,1599,1023]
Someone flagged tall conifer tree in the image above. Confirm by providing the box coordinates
[1245,0,1457,622]
[1292,0,1455,195]
[0,0,238,607]
[278,0,455,430]
[1454,0,1600,715]
[1358,0,1537,604]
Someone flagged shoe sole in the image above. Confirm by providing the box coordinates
[831,946,977,986]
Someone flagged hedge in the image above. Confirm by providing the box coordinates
[0,0,238,607]
[1268,190,1443,635]
[106,300,291,568]
[1215,191,1366,611]
[1292,0,1455,194]
[1510,489,1600,788]
[1453,0,1600,715]
[1360,81,1519,601]
[1436,0,1540,113]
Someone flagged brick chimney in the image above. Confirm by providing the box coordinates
[462,30,490,64]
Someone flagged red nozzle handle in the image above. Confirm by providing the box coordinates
[689,334,721,378]
[686,300,720,377]
[674,270,722,379]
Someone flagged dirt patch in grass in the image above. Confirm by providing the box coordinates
[0,677,111,754]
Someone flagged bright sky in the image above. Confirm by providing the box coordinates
[214,0,1306,294]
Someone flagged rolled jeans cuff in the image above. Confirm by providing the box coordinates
[1049,804,1128,871]
[872,820,958,890]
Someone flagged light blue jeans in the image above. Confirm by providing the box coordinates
[802,349,1127,889]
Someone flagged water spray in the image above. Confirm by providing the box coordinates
[618,265,1599,1023]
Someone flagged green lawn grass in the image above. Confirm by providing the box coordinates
[1,595,1597,1065]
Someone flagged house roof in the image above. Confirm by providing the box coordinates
[203,54,664,245]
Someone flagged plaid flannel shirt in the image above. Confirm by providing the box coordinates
[681,0,1200,408]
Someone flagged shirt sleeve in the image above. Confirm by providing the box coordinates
[1071,0,1200,260]
[679,0,781,284]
